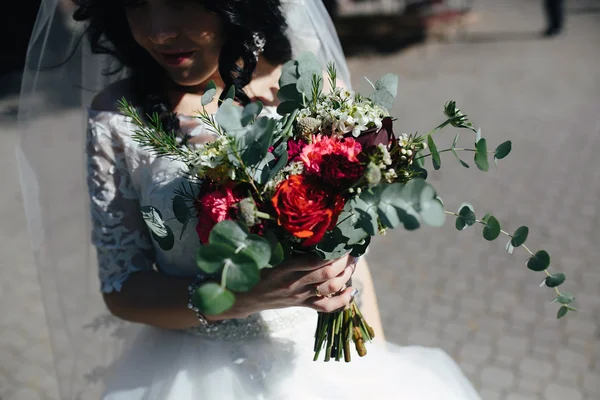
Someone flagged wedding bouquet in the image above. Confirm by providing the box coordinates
[120,52,575,363]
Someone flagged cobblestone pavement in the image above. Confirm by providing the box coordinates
[1,0,599,399]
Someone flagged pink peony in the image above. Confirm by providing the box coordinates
[194,186,243,244]
[299,135,364,189]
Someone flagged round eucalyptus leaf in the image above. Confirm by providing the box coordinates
[557,292,575,305]
[458,203,476,226]
[510,226,529,247]
[223,252,261,292]
[241,102,264,126]
[225,85,236,100]
[241,234,272,268]
[455,217,467,231]
[201,88,217,106]
[191,282,235,316]
[482,215,501,241]
[557,305,568,319]
[196,243,233,274]
[526,250,551,272]
[277,84,303,104]
[494,141,512,160]
[277,100,302,115]
[209,220,248,248]
[269,241,285,267]
[420,199,445,227]
[172,195,191,223]
[545,273,566,288]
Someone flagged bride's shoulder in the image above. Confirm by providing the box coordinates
[90,78,136,112]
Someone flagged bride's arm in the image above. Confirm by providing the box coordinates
[88,110,358,330]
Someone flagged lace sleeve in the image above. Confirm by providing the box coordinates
[86,111,156,293]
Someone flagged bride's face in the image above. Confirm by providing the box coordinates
[125,0,226,87]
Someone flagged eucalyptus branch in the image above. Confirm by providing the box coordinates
[414,147,482,161]
[445,209,576,318]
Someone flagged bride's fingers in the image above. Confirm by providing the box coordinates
[310,264,353,297]
[296,258,348,286]
[304,287,356,313]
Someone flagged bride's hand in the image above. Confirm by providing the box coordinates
[229,254,358,318]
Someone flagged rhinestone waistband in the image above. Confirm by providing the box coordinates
[180,309,314,341]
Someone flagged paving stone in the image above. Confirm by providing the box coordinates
[544,383,583,400]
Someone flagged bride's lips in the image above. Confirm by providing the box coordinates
[157,51,195,66]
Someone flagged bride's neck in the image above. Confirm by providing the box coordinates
[162,57,281,114]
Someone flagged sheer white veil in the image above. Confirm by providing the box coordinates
[16,0,351,398]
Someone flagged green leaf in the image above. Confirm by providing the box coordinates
[279,60,299,87]
[296,74,321,101]
[427,135,441,170]
[269,241,285,266]
[172,195,191,224]
[474,138,489,172]
[511,226,529,247]
[296,51,322,77]
[527,250,551,272]
[475,128,482,143]
[545,273,566,288]
[315,238,350,260]
[482,215,501,241]
[481,213,492,224]
[201,88,217,106]
[209,220,248,248]
[351,195,380,236]
[240,234,272,268]
[419,185,445,227]
[494,141,512,160]
[196,243,234,274]
[267,150,289,182]
[191,283,235,315]
[451,148,470,168]
[238,117,276,166]
[225,85,236,100]
[377,183,421,230]
[557,292,575,305]
[414,151,425,168]
[557,305,568,319]
[458,203,476,226]
[222,254,261,292]
[241,102,264,127]
[335,204,370,245]
[374,74,399,98]
[455,217,467,231]
[350,236,372,258]
[277,100,302,115]
[368,89,395,111]
[277,84,304,104]
[249,152,275,185]
[215,99,243,133]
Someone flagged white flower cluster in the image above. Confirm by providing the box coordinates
[298,88,389,137]
[263,161,304,196]
[190,135,230,176]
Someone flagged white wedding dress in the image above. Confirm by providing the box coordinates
[87,106,482,400]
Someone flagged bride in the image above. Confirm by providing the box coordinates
[17,0,482,399]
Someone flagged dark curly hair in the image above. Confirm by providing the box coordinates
[72,0,293,133]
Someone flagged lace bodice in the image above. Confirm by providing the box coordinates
[86,107,314,340]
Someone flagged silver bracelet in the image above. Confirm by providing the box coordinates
[187,275,209,326]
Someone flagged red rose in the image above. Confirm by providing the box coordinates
[271,175,345,246]
[194,186,243,244]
